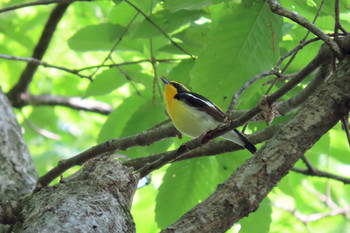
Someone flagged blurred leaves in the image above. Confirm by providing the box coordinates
[1,0,350,232]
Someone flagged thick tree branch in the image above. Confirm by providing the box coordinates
[7,3,70,106]
[162,55,350,233]
[20,94,113,115]
[268,0,344,59]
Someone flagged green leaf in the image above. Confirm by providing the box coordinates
[167,59,196,87]
[132,10,205,38]
[155,157,219,229]
[68,23,125,51]
[190,2,283,109]
[84,68,127,97]
[159,24,211,55]
[329,125,350,164]
[163,0,221,12]
[109,2,137,26]
[239,197,272,233]
[120,100,166,137]
[97,94,147,143]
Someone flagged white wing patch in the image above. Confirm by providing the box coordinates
[186,93,219,110]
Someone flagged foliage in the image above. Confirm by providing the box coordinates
[0,0,350,232]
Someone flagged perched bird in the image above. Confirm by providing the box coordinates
[161,77,256,154]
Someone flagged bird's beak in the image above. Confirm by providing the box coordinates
[161,77,171,85]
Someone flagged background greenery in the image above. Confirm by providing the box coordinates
[1,0,350,232]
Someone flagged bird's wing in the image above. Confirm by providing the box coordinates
[175,92,227,122]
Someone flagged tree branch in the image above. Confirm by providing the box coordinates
[0,54,181,81]
[7,3,71,106]
[20,94,113,115]
[292,167,350,184]
[0,54,92,80]
[268,0,344,59]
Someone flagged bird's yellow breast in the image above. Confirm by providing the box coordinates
[165,96,219,138]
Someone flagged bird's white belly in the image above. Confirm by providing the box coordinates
[170,102,219,138]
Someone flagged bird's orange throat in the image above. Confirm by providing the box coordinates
[164,84,178,105]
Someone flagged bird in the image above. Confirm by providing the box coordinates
[161,77,256,154]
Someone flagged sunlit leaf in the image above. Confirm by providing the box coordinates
[68,23,125,51]
[84,68,127,97]
[155,157,219,229]
[190,2,283,109]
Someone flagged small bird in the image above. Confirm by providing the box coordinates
[161,77,256,154]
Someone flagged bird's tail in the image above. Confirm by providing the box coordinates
[222,129,257,154]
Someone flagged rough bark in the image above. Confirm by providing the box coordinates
[162,56,350,233]
[0,88,38,200]
[12,156,139,233]
[0,88,38,232]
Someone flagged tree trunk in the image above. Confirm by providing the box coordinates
[12,156,139,233]
[0,88,38,232]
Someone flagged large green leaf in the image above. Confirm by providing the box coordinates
[155,157,219,229]
[109,2,138,26]
[239,197,272,233]
[84,68,127,97]
[120,101,165,137]
[190,2,283,109]
[68,23,125,51]
[132,10,205,38]
[97,94,147,143]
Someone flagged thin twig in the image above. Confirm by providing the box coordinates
[226,37,320,115]
[0,54,91,80]
[292,167,350,184]
[116,66,142,96]
[76,58,181,72]
[226,70,274,114]
[22,112,62,140]
[88,12,139,79]
[334,0,348,35]
[124,0,195,59]
[341,116,350,148]
[268,0,344,59]
[150,39,163,104]
[281,0,325,74]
